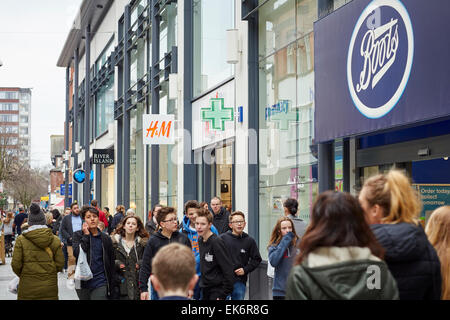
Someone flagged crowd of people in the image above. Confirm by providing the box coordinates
[2,169,449,300]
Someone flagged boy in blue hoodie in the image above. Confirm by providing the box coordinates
[180,200,218,300]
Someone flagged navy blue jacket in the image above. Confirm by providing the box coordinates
[371,223,441,300]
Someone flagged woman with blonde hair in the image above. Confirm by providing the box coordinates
[426,206,450,300]
[268,217,300,300]
[2,212,15,257]
[358,169,441,299]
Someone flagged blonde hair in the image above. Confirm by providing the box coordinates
[425,206,450,300]
[152,243,196,292]
[362,169,421,224]
[45,212,53,225]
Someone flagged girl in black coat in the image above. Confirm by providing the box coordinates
[111,215,149,300]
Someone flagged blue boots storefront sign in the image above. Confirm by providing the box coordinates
[347,0,414,119]
[314,0,450,143]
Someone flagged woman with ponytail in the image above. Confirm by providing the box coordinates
[358,169,442,299]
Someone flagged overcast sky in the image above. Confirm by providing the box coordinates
[0,0,82,168]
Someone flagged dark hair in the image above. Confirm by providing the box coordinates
[51,208,61,220]
[196,208,213,224]
[114,215,149,239]
[104,207,110,213]
[156,207,177,228]
[184,200,200,215]
[70,201,78,209]
[284,198,298,216]
[80,206,99,220]
[91,199,98,207]
[296,191,385,265]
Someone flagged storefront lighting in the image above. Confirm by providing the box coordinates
[226,29,240,64]
[444,157,449,161]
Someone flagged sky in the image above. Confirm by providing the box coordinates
[0,0,82,168]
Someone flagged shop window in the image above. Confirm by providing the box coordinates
[95,76,114,137]
[193,0,234,97]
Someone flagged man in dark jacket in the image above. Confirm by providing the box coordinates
[210,197,231,234]
[111,205,125,231]
[145,204,162,235]
[139,207,191,300]
[220,211,262,300]
[13,207,28,235]
[196,208,234,300]
[59,202,82,278]
[371,223,442,300]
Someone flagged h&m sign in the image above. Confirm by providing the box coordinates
[93,149,114,164]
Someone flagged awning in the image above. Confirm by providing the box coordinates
[55,198,65,208]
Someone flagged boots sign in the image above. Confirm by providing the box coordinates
[93,149,114,164]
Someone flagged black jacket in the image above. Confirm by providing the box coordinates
[145,218,158,235]
[199,233,234,299]
[72,230,117,298]
[211,207,231,235]
[59,213,81,245]
[371,223,442,300]
[220,231,262,283]
[138,230,191,292]
[52,215,62,236]
[112,234,148,300]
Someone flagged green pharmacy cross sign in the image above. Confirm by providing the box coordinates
[201,97,234,131]
[265,100,298,130]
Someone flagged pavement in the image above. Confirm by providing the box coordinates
[0,256,79,300]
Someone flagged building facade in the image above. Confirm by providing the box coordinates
[0,87,32,163]
[57,0,450,299]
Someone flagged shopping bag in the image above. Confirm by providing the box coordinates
[267,259,275,278]
[8,276,19,294]
[74,248,93,281]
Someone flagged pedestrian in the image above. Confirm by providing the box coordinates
[98,221,105,232]
[64,207,71,217]
[51,209,62,236]
[195,208,234,300]
[358,169,442,300]
[112,215,149,300]
[12,207,28,235]
[220,211,262,300]
[268,217,300,300]
[145,204,163,235]
[283,198,307,239]
[209,196,231,234]
[72,206,116,300]
[45,212,54,229]
[425,206,450,300]
[126,208,135,216]
[104,207,113,234]
[150,243,198,300]
[11,203,64,300]
[91,200,109,230]
[139,206,191,300]
[200,201,209,211]
[180,200,219,300]
[2,212,15,257]
[59,201,82,279]
[286,191,399,300]
[111,205,126,231]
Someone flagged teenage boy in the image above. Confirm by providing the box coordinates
[195,208,234,300]
[220,211,262,300]
[150,243,198,300]
[180,200,219,300]
[59,202,82,279]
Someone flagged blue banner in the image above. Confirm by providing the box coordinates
[314,0,450,142]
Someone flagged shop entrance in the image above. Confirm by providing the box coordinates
[198,141,234,212]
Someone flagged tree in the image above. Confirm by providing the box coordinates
[5,162,49,209]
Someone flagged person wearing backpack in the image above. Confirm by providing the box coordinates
[11,203,64,300]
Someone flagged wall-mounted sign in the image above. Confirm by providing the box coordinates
[93,149,114,164]
[60,184,72,196]
[142,114,175,145]
[192,80,236,150]
[314,0,450,143]
[201,97,234,131]
[73,169,86,184]
[414,184,450,223]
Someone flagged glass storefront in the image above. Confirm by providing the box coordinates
[95,76,114,137]
[130,102,145,220]
[258,0,318,259]
[193,0,235,97]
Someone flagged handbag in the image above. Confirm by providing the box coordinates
[74,247,93,281]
